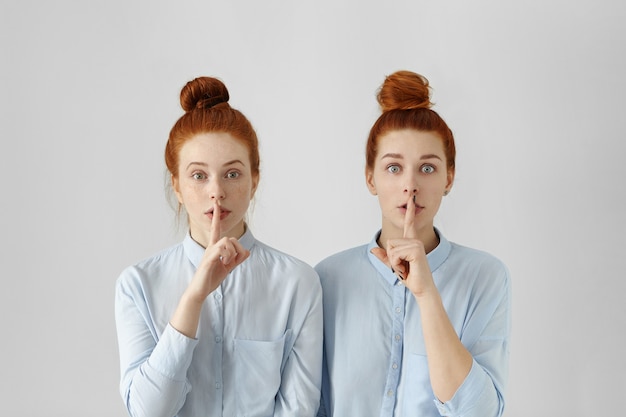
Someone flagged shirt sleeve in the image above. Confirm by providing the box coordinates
[433,356,505,417]
[273,268,324,417]
[434,266,511,417]
[316,391,329,417]
[115,274,199,417]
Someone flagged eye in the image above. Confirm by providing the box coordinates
[226,170,240,179]
[387,164,400,174]
[421,164,435,174]
[192,172,207,180]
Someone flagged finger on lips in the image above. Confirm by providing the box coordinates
[403,194,417,239]
[210,199,221,246]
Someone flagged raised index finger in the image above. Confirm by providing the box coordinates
[403,194,418,239]
[210,199,221,246]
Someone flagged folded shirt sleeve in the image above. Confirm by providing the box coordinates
[434,265,511,417]
[434,357,505,417]
[115,275,199,417]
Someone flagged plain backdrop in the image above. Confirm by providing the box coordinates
[1,1,625,416]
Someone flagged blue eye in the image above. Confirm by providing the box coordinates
[387,165,400,174]
[226,171,240,179]
[421,165,435,174]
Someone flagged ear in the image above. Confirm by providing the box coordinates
[445,169,455,194]
[365,168,377,195]
[171,174,183,205]
[250,174,260,199]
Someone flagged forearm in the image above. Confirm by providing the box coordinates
[121,324,198,417]
[124,364,189,417]
[415,290,472,402]
[123,291,204,415]
[169,290,204,338]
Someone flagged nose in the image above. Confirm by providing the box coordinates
[208,179,225,200]
[403,167,421,196]
[403,178,419,196]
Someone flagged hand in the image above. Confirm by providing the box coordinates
[371,194,436,297]
[186,199,250,302]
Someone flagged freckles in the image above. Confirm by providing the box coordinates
[231,181,253,195]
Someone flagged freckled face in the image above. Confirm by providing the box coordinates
[172,132,258,247]
[366,129,454,240]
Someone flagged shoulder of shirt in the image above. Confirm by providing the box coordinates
[448,240,504,263]
[250,239,318,276]
[314,244,369,272]
[116,242,185,284]
[447,240,510,280]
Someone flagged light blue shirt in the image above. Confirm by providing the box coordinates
[315,230,510,417]
[115,228,323,417]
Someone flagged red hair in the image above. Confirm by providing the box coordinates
[165,77,260,180]
[365,70,456,173]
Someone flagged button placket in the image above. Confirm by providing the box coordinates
[381,282,406,410]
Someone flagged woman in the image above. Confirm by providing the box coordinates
[316,71,510,417]
[115,76,322,417]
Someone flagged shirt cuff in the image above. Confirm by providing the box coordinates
[433,359,491,416]
[146,323,199,381]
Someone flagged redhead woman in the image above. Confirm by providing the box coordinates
[316,71,511,417]
[115,77,322,417]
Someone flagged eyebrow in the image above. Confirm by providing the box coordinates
[186,159,246,170]
[380,153,442,161]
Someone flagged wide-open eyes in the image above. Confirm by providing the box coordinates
[420,164,435,174]
[386,164,400,174]
[386,164,435,175]
[226,170,240,179]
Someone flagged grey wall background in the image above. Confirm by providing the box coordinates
[1,0,624,416]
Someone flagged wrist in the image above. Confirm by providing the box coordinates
[412,284,441,304]
[181,288,207,308]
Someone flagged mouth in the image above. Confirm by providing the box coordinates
[401,202,424,213]
[205,207,230,220]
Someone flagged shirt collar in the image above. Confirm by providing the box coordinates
[183,225,256,269]
[367,235,398,286]
[367,227,451,286]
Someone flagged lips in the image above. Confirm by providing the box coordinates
[205,207,230,220]
[400,203,424,214]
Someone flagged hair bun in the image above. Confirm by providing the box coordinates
[180,76,230,112]
[377,70,432,112]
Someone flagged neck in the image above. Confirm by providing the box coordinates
[190,221,246,249]
[378,225,440,254]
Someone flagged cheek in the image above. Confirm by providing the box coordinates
[226,181,253,199]
[377,178,401,198]
[377,189,397,210]
[181,182,202,195]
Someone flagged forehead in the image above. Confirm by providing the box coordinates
[179,132,250,164]
[376,129,445,158]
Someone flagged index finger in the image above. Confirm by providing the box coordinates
[403,194,418,239]
[210,199,221,245]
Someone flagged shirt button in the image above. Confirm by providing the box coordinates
[214,293,222,300]
[395,307,401,313]
[392,363,398,370]
[395,334,401,341]
[215,336,222,343]
[387,390,394,397]
[215,382,222,389]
